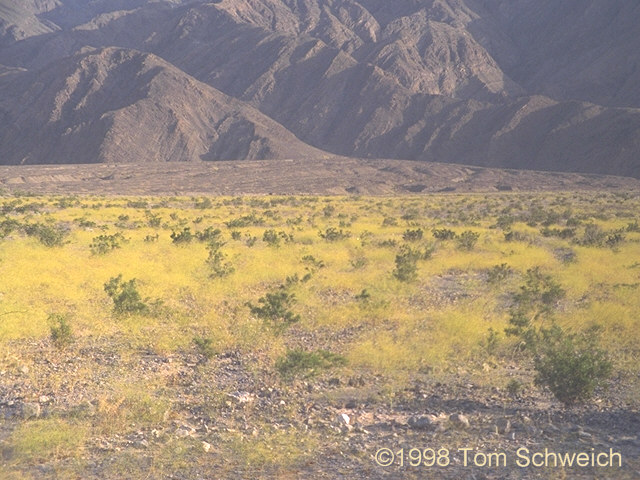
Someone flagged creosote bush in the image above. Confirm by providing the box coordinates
[24,223,68,247]
[246,288,300,334]
[276,349,347,379]
[505,269,611,406]
[104,275,149,315]
[393,245,421,282]
[193,336,217,360]
[533,324,612,406]
[456,230,480,250]
[90,232,127,255]
[49,313,74,348]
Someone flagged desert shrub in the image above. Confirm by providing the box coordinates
[540,227,575,239]
[170,227,193,244]
[484,327,500,355]
[126,200,148,209]
[402,228,423,242]
[301,255,325,269]
[378,239,397,248]
[90,232,127,255]
[225,214,262,228]
[245,235,258,247]
[626,220,640,232]
[323,204,335,217]
[393,245,421,282]
[355,289,371,302]
[487,263,512,284]
[0,218,21,237]
[382,217,398,227]
[350,254,368,269]
[605,232,625,248]
[194,197,213,209]
[231,231,242,240]
[432,228,456,240]
[24,223,68,247]
[506,268,565,341]
[206,243,234,278]
[503,269,610,406]
[263,229,280,246]
[145,211,162,228]
[494,215,515,230]
[580,224,605,246]
[246,290,300,334]
[193,336,217,360]
[533,324,612,407]
[104,275,149,315]
[506,379,523,397]
[275,349,347,379]
[319,227,350,242]
[74,218,97,228]
[49,313,73,348]
[401,208,420,221]
[196,227,223,244]
[456,230,480,250]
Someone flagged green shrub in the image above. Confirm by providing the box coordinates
[319,227,350,242]
[206,243,234,278]
[402,228,423,242]
[246,290,300,334]
[193,336,217,360]
[275,349,347,379]
[487,263,512,284]
[456,230,480,250]
[24,223,68,247]
[0,218,21,238]
[301,255,325,269]
[194,198,213,209]
[533,324,612,407]
[393,245,421,282]
[104,275,149,315]
[580,224,605,246]
[263,229,280,246]
[49,313,73,348]
[90,232,127,255]
[170,227,193,244]
[196,227,223,244]
[225,214,262,228]
[145,211,162,228]
[323,205,335,217]
[506,379,523,397]
[432,228,456,240]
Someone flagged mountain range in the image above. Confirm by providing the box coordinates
[0,0,639,177]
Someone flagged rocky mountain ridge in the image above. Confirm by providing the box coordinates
[0,0,638,177]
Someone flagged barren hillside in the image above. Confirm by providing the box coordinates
[0,0,639,177]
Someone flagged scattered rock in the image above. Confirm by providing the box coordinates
[72,401,96,418]
[175,427,192,438]
[495,418,511,434]
[408,415,438,431]
[449,413,470,429]
[336,413,350,426]
[21,402,41,420]
[202,441,212,453]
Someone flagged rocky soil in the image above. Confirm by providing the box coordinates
[2,336,639,479]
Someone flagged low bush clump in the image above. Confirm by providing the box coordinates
[247,288,300,334]
[104,275,149,315]
[276,349,347,379]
